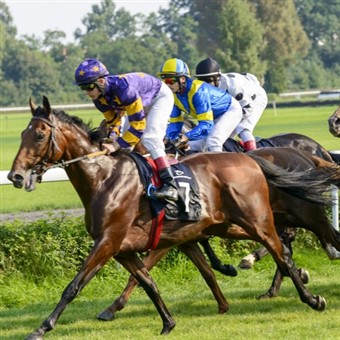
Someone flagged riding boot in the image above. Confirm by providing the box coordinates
[243,140,257,151]
[153,157,178,201]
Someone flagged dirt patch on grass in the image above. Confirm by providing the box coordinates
[0,208,85,223]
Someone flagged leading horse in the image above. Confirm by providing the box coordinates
[8,96,336,338]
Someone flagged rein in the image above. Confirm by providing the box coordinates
[43,150,107,171]
[30,115,106,178]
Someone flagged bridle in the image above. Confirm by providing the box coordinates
[30,115,106,181]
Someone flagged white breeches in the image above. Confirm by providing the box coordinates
[189,97,243,152]
[123,82,174,159]
[234,87,268,142]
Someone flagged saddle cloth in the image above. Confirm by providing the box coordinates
[129,152,201,221]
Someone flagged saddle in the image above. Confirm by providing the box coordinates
[129,152,201,221]
[223,137,275,152]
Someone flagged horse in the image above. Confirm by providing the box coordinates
[328,104,340,138]
[94,147,340,322]
[169,122,339,275]
[7,96,337,338]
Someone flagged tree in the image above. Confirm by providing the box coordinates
[293,0,340,88]
[253,0,310,93]
[169,0,266,77]
[75,0,137,43]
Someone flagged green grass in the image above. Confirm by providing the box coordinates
[0,248,339,339]
[1,105,339,214]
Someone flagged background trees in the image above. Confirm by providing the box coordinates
[0,0,339,106]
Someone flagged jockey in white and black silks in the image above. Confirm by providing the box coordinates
[195,58,268,151]
[74,58,178,202]
[158,58,243,153]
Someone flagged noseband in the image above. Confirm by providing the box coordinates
[30,115,106,180]
[30,115,62,180]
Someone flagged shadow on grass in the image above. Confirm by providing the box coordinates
[1,281,339,339]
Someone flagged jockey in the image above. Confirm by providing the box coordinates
[194,58,268,151]
[74,58,178,202]
[159,58,242,152]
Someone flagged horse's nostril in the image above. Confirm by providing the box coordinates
[7,173,24,188]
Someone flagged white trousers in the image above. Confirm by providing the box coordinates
[123,82,174,159]
[189,97,243,152]
[234,87,268,142]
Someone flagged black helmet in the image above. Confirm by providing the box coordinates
[195,58,221,78]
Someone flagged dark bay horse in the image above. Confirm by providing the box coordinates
[8,96,337,338]
[329,104,340,138]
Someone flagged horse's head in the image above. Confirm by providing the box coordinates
[7,96,69,191]
[328,105,340,138]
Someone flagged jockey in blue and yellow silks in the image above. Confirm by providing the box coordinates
[159,58,243,152]
[74,58,178,202]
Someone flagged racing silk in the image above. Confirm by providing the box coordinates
[93,73,162,148]
[219,73,261,113]
[166,78,232,141]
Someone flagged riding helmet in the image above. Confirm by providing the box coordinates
[74,58,109,85]
[158,58,191,78]
[194,58,221,78]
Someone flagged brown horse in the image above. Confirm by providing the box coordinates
[95,147,340,321]
[329,104,340,138]
[8,96,336,338]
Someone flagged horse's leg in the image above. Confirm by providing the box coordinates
[178,242,229,314]
[233,201,326,310]
[25,236,120,340]
[238,246,269,269]
[199,239,238,277]
[115,254,175,335]
[258,227,309,299]
[256,231,326,310]
[97,247,170,321]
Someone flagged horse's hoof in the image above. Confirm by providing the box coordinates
[221,264,238,277]
[160,321,176,335]
[312,296,326,311]
[218,303,229,314]
[238,259,252,269]
[97,309,115,321]
[298,268,310,284]
[257,292,276,300]
[25,331,44,340]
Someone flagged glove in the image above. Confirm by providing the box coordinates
[170,134,189,148]
[103,141,121,155]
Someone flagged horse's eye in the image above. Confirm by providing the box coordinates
[36,132,45,142]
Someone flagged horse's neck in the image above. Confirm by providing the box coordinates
[60,129,116,202]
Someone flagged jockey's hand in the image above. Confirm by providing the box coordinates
[170,134,189,149]
[103,141,121,155]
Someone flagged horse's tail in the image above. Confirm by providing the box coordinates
[250,155,336,206]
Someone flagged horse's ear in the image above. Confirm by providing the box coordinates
[42,96,51,114]
[29,97,37,115]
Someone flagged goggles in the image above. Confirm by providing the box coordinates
[79,83,97,91]
[198,76,221,84]
[160,75,178,85]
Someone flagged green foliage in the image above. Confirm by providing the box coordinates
[216,0,266,76]
[1,0,340,106]
[254,0,310,93]
[0,216,92,280]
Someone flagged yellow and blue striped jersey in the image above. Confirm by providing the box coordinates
[166,78,232,140]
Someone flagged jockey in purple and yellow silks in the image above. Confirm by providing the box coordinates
[74,58,178,202]
[158,58,243,152]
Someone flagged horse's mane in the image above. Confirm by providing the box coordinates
[34,104,105,145]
